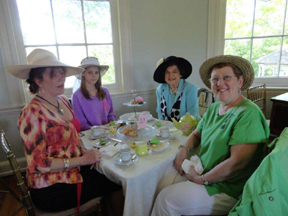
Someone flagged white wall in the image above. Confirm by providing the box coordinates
[129,0,208,91]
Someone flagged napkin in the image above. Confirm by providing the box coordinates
[181,155,204,175]
[99,144,120,157]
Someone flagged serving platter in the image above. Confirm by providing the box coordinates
[119,112,153,122]
[117,124,155,141]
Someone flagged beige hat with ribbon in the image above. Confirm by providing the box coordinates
[199,55,254,91]
[79,57,109,77]
[6,49,84,80]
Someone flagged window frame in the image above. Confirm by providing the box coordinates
[1,0,133,108]
[208,0,288,88]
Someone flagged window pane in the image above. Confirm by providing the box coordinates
[52,0,85,44]
[84,1,112,43]
[280,37,288,76]
[225,0,254,38]
[224,39,251,59]
[17,0,55,45]
[254,0,286,36]
[58,46,87,88]
[252,37,281,77]
[25,47,57,57]
[88,45,115,84]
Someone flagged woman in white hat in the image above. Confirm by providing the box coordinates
[153,56,200,121]
[6,49,123,214]
[151,55,269,216]
[72,57,116,131]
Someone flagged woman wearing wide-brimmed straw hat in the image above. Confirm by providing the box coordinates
[6,49,123,214]
[151,55,270,216]
[72,57,116,131]
[153,56,200,121]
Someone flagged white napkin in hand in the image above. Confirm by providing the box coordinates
[99,145,119,157]
[181,155,204,175]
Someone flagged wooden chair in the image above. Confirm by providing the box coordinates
[246,84,266,117]
[0,130,102,216]
[198,88,215,117]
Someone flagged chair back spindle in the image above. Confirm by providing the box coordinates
[198,88,215,117]
[247,84,266,117]
[0,130,36,216]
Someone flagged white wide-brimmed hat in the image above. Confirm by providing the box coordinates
[79,57,109,77]
[199,55,254,91]
[6,49,84,79]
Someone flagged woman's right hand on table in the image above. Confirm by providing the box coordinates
[173,148,187,175]
[82,148,102,165]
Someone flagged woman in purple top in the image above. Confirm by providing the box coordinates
[72,57,116,131]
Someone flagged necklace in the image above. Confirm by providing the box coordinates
[36,95,64,115]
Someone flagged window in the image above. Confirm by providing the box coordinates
[225,0,288,86]
[15,0,128,95]
[208,0,288,87]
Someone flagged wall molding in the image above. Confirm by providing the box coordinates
[0,104,24,116]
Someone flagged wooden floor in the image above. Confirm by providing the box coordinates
[0,174,26,216]
[0,174,108,216]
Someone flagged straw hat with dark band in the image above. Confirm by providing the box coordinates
[6,49,84,80]
[199,55,254,91]
[153,56,192,83]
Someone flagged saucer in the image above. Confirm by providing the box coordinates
[156,133,175,140]
[113,153,138,166]
[88,134,104,140]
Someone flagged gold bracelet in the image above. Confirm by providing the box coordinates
[63,158,69,171]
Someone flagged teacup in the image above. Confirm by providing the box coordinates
[91,126,101,137]
[135,141,148,156]
[159,127,169,138]
[119,145,132,162]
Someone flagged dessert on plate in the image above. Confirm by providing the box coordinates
[130,96,144,104]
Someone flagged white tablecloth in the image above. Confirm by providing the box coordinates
[81,120,188,216]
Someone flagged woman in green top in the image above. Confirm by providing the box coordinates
[151,55,270,216]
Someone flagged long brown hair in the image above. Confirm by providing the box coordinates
[80,67,106,100]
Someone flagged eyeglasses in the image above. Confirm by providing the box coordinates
[209,75,236,84]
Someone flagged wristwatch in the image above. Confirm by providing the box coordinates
[201,174,209,186]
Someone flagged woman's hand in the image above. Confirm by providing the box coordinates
[81,148,102,165]
[186,166,202,184]
[173,148,187,175]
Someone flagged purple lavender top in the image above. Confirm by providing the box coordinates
[72,87,116,131]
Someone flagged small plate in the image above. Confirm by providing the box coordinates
[156,133,175,140]
[113,153,138,166]
[93,139,115,148]
[150,141,169,153]
[123,102,147,107]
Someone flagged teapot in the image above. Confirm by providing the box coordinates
[171,113,201,136]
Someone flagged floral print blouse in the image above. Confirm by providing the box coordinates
[18,95,83,188]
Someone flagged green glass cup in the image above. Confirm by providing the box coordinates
[135,141,148,156]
